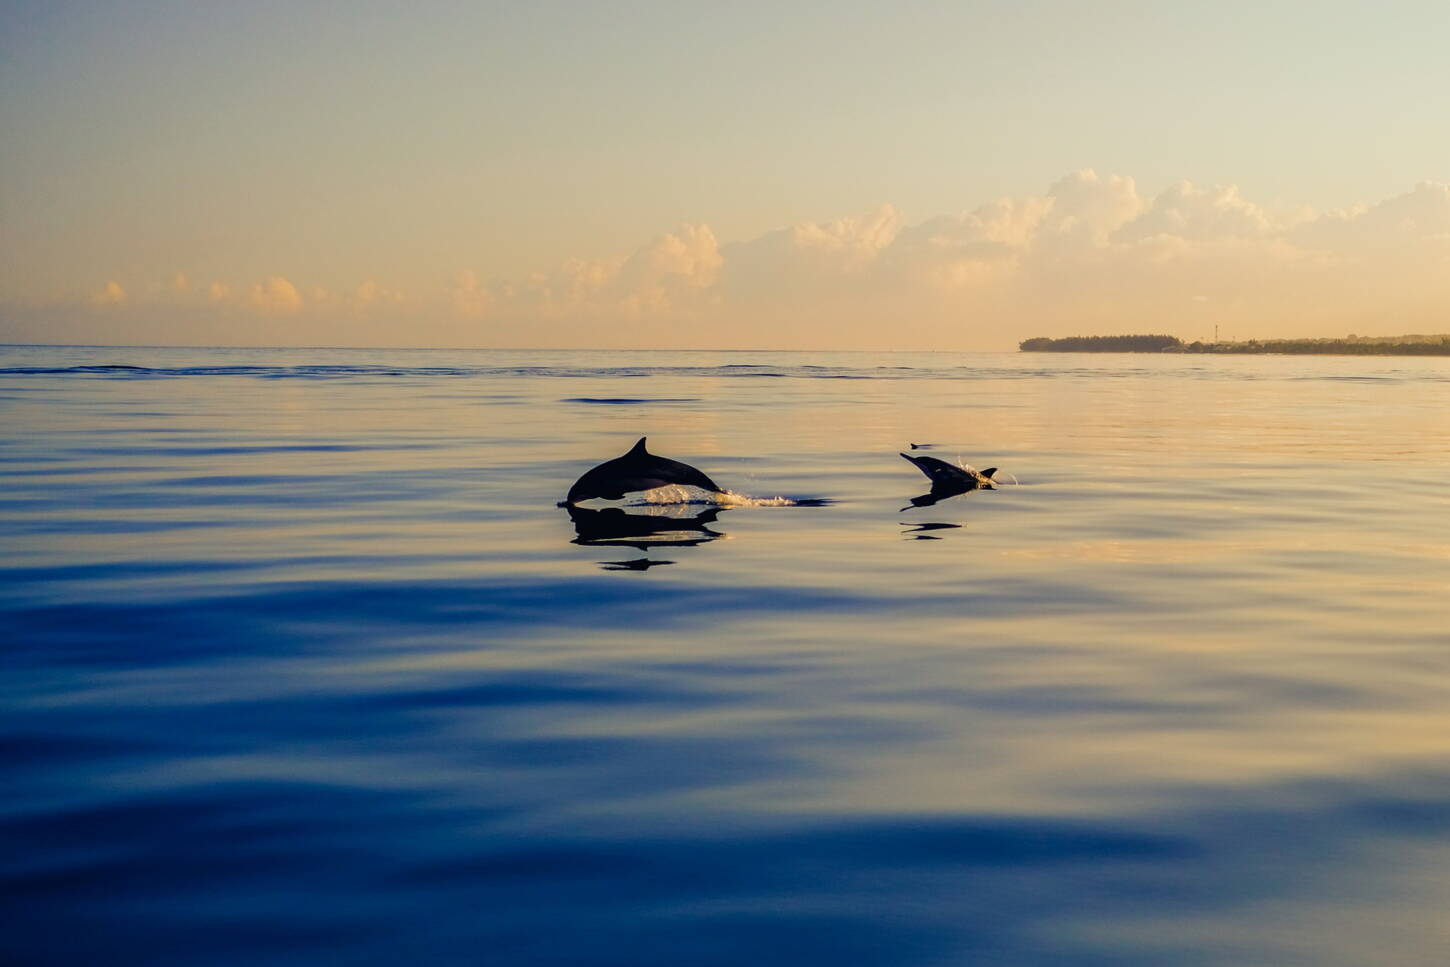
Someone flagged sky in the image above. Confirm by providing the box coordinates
[2,0,1448,349]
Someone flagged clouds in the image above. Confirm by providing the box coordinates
[248,276,302,314]
[311,280,406,313]
[1293,181,1450,253]
[1042,170,1144,245]
[90,280,127,305]
[1113,181,1271,244]
[37,172,1450,349]
[79,273,410,320]
[886,197,1050,292]
[450,271,492,318]
[615,224,722,314]
[445,225,723,324]
[724,206,901,288]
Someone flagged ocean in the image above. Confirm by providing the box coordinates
[4,344,1449,965]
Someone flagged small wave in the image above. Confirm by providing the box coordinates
[0,364,154,375]
[561,397,701,405]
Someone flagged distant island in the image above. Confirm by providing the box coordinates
[1019,334,1450,356]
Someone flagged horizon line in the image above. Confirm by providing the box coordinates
[0,343,1022,354]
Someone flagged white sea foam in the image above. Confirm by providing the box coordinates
[951,457,1018,486]
[715,491,811,507]
[624,485,817,508]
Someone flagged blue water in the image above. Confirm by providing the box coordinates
[4,344,1450,965]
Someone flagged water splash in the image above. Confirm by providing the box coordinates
[625,485,830,508]
[952,457,1019,486]
[716,491,830,507]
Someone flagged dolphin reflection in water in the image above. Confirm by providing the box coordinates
[565,503,725,550]
[566,503,726,571]
[899,452,999,509]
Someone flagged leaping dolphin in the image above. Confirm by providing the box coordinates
[899,452,998,508]
[563,437,726,505]
[899,452,998,491]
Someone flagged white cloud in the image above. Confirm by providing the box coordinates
[248,276,302,314]
[353,279,404,307]
[886,197,1050,291]
[311,279,406,313]
[90,280,126,305]
[715,205,903,316]
[1293,181,1450,251]
[1040,169,1143,244]
[451,224,722,321]
[614,224,723,314]
[725,205,901,278]
[450,271,491,318]
[1114,181,1273,243]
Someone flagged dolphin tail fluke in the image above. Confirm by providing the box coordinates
[981,467,997,479]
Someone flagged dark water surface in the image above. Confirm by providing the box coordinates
[4,345,1449,965]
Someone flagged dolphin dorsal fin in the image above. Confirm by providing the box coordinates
[628,437,649,455]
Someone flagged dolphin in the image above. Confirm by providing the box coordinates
[563,437,725,505]
[899,452,998,509]
[900,453,998,491]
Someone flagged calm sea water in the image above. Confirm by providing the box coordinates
[4,344,1449,966]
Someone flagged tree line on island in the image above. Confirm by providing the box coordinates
[1018,334,1450,356]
